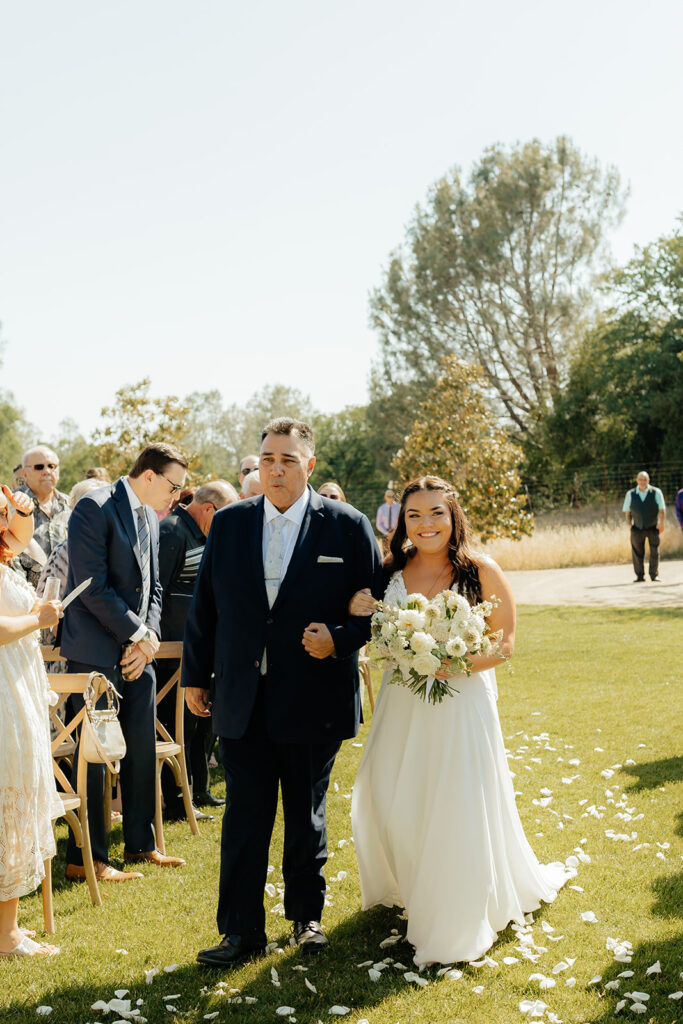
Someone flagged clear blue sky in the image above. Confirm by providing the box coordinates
[1,0,682,440]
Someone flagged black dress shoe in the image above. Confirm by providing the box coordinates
[164,804,214,823]
[292,920,329,954]
[194,792,226,808]
[634,576,645,582]
[197,932,267,968]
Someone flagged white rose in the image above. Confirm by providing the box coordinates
[405,593,429,611]
[412,652,441,676]
[445,637,467,658]
[380,621,397,640]
[409,631,437,655]
[388,636,409,661]
[397,608,426,631]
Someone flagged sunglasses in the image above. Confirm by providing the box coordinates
[155,472,183,494]
[26,463,58,471]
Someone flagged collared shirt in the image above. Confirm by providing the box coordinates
[123,476,152,642]
[262,487,310,587]
[15,485,71,588]
[376,501,399,536]
[622,485,665,512]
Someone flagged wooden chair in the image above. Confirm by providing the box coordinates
[154,642,199,854]
[358,645,375,712]
[43,669,103,933]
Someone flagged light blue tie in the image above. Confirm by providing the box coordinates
[262,516,286,673]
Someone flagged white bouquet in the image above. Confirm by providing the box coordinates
[367,589,503,704]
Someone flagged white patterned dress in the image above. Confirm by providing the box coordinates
[351,571,573,966]
[0,564,63,901]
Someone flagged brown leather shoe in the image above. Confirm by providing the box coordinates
[123,848,186,867]
[65,861,142,882]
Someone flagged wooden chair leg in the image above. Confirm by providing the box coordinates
[75,755,103,907]
[175,754,199,837]
[104,769,112,837]
[154,762,166,855]
[42,858,55,935]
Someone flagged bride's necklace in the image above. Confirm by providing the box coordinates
[415,560,452,599]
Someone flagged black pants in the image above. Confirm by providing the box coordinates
[157,659,213,808]
[216,680,341,935]
[65,660,157,865]
[631,526,660,579]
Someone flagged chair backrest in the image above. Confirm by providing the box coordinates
[45,672,93,796]
[155,641,185,746]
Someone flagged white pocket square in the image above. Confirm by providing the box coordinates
[318,555,344,563]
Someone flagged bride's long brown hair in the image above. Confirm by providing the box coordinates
[385,476,482,604]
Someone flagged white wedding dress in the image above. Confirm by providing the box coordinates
[351,571,572,966]
[0,564,63,901]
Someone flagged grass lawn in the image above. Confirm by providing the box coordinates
[2,607,681,1024]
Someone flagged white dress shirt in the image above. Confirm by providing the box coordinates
[122,476,151,643]
[261,487,310,588]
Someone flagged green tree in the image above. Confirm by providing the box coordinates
[312,405,391,521]
[92,378,193,478]
[50,419,102,491]
[392,357,533,541]
[371,137,626,438]
[0,334,35,483]
[539,225,683,477]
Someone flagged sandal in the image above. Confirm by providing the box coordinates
[0,936,60,958]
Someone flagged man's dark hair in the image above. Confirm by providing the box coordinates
[129,442,189,479]
[261,417,315,455]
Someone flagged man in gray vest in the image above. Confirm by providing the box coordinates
[623,471,666,581]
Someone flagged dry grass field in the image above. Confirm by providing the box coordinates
[484,511,683,571]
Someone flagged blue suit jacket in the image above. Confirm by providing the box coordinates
[181,487,384,743]
[60,478,163,667]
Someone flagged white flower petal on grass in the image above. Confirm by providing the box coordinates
[445,969,462,981]
[546,1014,563,1024]
[36,1010,52,1017]
[541,921,554,933]
[356,960,373,968]
[244,996,258,1004]
[92,1002,109,1011]
[271,967,280,986]
[379,934,402,948]
[580,911,598,923]
[568,885,584,892]
[605,980,621,991]
[328,1007,351,1015]
[630,1004,647,1014]
[304,978,317,993]
[403,972,428,987]
[472,985,484,994]
[115,948,129,954]
[519,999,548,1017]
[630,993,649,1002]
[565,977,576,987]
[614,999,627,1014]
[618,971,635,978]
[204,1014,220,1020]
[503,956,519,965]
[668,992,683,1000]
[163,965,178,973]
[163,995,181,1001]
[540,978,556,990]
[144,969,159,984]
[368,969,382,982]
[276,1008,295,1017]
[587,976,602,986]
[645,961,661,975]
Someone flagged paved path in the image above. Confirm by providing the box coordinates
[507,559,683,609]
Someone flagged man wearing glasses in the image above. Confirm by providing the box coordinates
[16,445,71,587]
[61,443,189,882]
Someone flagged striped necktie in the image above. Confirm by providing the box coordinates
[135,505,151,618]
[262,516,286,673]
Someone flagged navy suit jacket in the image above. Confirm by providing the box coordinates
[60,478,163,667]
[181,487,384,743]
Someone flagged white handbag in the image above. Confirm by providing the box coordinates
[81,672,127,774]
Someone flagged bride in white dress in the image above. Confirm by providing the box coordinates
[350,476,571,966]
[0,484,63,958]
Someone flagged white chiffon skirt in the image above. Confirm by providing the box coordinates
[351,669,572,965]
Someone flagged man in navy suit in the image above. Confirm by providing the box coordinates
[183,418,383,966]
[61,442,189,882]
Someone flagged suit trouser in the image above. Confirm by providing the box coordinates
[65,660,157,865]
[216,680,341,935]
[157,657,213,807]
[630,526,660,578]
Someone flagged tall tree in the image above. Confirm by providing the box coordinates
[312,405,391,521]
[92,378,193,478]
[540,224,683,477]
[371,137,626,435]
[392,357,532,541]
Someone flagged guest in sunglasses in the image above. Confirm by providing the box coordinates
[15,446,71,588]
